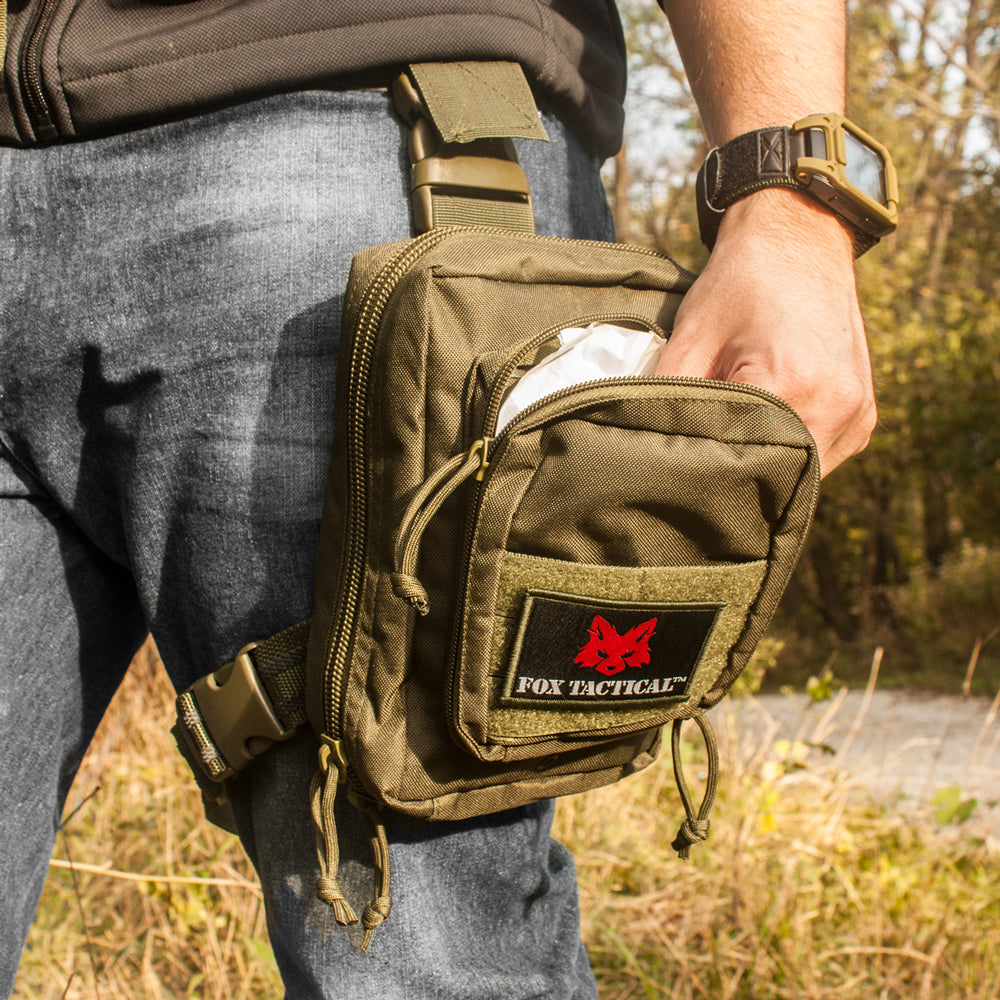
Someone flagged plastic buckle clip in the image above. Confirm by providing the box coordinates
[392,73,533,233]
[185,642,295,780]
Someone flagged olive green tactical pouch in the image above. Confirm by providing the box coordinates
[302,226,820,941]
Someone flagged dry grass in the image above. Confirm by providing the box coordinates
[14,641,1000,999]
[13,642,281,999]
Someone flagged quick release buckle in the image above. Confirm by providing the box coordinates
[392,73,534,233]
[183,642,295,781]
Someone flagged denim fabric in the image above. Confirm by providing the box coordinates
[0,90,614,997]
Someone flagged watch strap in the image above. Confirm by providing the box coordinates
[696,126,877,256]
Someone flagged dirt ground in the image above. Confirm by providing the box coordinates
[720,688,1000,832]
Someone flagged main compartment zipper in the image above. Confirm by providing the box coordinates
[19,0,60,142]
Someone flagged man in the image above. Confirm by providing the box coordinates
[0,0,877,995]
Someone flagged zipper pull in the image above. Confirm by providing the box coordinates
[348,789,393,951]
[470,436,491,481]
[391,437,493,615]
[670,713,719,861]
[310,738,359,926]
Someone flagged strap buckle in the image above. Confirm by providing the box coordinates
[393,73,534,234]
[177,642,295,782]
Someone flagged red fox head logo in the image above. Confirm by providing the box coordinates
[574,616,658,677]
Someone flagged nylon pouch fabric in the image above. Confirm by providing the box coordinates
[306,227,820,823]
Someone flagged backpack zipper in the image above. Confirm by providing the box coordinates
[19,0,60,142]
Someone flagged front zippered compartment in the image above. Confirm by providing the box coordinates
[446,374,821,756]
[18,0,59,142]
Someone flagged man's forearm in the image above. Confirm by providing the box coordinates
[653,0,877,476]
[660,0,846,145]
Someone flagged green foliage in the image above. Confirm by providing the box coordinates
[806,666,837,703]
[932,785,979,825]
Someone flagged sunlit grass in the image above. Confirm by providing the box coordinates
[14,641,1000,998]
[14,643,281,999]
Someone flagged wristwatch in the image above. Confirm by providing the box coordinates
[695,113,899,256]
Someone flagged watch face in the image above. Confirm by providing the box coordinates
[843,130,887,207]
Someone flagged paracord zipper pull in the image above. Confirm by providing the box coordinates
[349,790,393,951]
[670,712,719,860]
[310,738,359,926]
[391,437,493,615]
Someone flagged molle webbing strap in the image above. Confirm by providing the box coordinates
[1,3,6,65]
[396,61,548,234]
[172,620,310,785]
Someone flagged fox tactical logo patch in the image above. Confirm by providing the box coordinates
[575,616,658,676]
[504,592,721,706]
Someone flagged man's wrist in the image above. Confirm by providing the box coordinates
[713,187,855,264]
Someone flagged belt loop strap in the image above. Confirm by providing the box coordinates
[394,61,549,234]
[407,62,549,144]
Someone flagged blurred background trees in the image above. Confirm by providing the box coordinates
[612,0,1000,687]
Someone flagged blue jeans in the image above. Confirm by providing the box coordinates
[0,90,614,998]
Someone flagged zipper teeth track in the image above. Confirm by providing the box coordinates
[322,229,450,736]
[482,312,669,434]
[19,0,59,141]
[502,372,807,433]
[321,228,695,740]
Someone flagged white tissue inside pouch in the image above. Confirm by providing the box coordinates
[496,323,666,433]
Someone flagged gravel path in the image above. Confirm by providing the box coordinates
[719,688,1000,831]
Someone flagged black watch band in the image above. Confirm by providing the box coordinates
[696,126,878,257]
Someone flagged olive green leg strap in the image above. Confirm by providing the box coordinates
[172,619,310,787]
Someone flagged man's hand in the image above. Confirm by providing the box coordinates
[656,188,876,476]
[657,0,875,476]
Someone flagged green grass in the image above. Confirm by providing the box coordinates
[14,642,1000,999]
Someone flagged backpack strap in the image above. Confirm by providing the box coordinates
[173,62,547,794]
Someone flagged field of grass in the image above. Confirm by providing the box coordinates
[13,641,1000,999]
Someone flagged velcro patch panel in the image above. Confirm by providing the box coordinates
[502,591,721,706]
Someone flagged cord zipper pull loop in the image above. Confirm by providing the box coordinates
[670,712,719,861]
[350,791,393,951]
[310,740,359,926]
[391,437,493,614]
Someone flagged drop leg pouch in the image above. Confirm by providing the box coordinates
[304,227,820,847]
